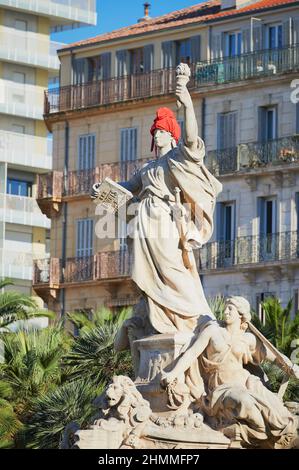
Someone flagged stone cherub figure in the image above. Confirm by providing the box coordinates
[161,296,299,448]
[92,63,222,338]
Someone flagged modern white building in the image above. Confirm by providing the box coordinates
[0,0,97,299]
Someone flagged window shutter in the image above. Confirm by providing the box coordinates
[120,128,137,163]
[101,52,111,79]
[211,34,221,59]
[72,58,87,85]
[282,18,292,47]
[143,44,154,73]
[116,50,128,77]
[258,198,266,235]
[258,107,267,142]
[216,202,223,240]
[162,41,175,68]
[294,18,299,45]
[217,113,225,150]
[76,219,94,258]
[78,135,96,170]
[253,24,263,51]
[242,28,251,53]
[190,35,201,63]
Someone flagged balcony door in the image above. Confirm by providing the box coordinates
[258,106,278,163]
[217,111,238,172]
[120,127,137,180]
[216,201,236,267]
[258,197,277,261]
[77,134,95,194]
[225,32,242,57]
[75,218,94,282]
[267,24,283,50]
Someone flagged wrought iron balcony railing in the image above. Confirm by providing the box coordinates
[196,44,299,86]
[37,158,152,200]
[37,136,299,208]
[33,249,132,287]
[206,136,299,175]
[200,231,299,271]
[44,45,299,115]
[44,68,182,114]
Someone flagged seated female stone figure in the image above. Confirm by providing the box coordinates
[161,296,299,448]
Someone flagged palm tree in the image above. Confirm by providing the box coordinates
[0,381,22,449]
[0,279,54,329]
[208,295,226,321]
[67,306,131,335]
[25,379,101,449]
[0,324,72,420]
[252,297,299,356]
[64,322,133,387]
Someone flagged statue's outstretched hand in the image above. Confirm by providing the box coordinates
[175,82,192,108]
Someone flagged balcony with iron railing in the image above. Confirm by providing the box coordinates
[33,249,132,288]
[44,45,299,116]
[0,0,97,26]
[0,130,52,170]
[0,193,51,228]
[196,44,299,87]
[200,231,299,272]
[0,79,44,120]
[0,28,61,71]
[36,136,299,214]
[36,158,152,209]
[206,135,299,175]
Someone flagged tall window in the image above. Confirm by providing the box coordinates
[216,201,236,264]
[217,112,237,150]
[76,219,93,258]
[225,32,242,57]
[176,39,191,64]
[260,106,277,142]
[78,134,95,171]
[120,128,137,163]
[217,111,238,172]
[130,48,144,74]
[120,128,137,180]
[162,36,200,68]
[268,24,283,49]
[7,178,32,197]
[258,197,277,260]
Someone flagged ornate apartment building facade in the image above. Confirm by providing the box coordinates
[34,0,299,322]
[0,0,97,300]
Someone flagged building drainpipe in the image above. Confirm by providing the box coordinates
[61,121,69,321]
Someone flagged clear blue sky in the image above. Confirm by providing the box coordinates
[52,0,203,44]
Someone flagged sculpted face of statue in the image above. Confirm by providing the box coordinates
[153,129,176,151]
[224,302,241,326]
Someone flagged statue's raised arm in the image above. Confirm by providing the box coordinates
[175,63,198,151]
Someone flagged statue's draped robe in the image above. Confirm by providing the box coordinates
[122,138,222,334]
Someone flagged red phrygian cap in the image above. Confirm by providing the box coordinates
[150,107,181,152]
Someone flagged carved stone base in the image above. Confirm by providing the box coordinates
[134,333,193,413]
